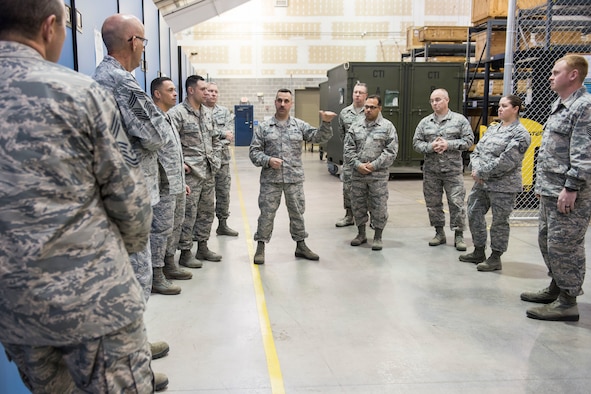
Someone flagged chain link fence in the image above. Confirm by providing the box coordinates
[510,0,591,221]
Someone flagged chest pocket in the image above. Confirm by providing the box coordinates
[214,114,226,127]
[441,121,461,139]
[289,132,303,142]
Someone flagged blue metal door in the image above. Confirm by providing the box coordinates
[234,105,254,146]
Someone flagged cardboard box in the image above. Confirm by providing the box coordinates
[407,26,423,51]
[474,30,507,59]
[468,79,504,97]
[519,30,589,50]
[429,56,467,63]
[516,0,548,9]
[418,26,469,42]
[472,0,507,25]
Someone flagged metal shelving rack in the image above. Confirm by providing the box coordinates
[463,19,508,135]
[513,0,591,125]
[401,43,474,62]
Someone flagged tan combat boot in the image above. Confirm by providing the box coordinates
[196,241,222,262]
[335,208,355,227]
[351,225,367,246]
[163,254,192,280]
[178,249,203,269]
[154,371,169,392]
[216,219,239,236]
[477,250,502,271]
[150,341,169,360]
[372,228,383,251]
[520,279,560,304]
[295,240,319,260]
[459,246,486,264]
[254,241,265,265]
[151,267,181,295]
[526,291,579,321]
[429,226,446,246]
[454,230,467,251]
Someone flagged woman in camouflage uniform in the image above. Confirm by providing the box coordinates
[459,95,531,271]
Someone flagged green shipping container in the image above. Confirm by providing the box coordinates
[321,61,465,176]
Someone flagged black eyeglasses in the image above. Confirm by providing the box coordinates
[364,105,379,110]
[128,36,148,47]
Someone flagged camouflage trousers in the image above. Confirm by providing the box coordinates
[166,191,186,257]
[130,240,152,302]
[2,318,153,393]
[466,187,516,252]
[150,194,175,269]
[539,194,591,297]
[350,177,389,229]
[422,171,466,231]
[180,173,214,248]
[215,162,232,220]
[254,182,308,243]
[341,166,352,210]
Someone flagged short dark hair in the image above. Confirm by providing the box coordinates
[276,88,292,97]
[367,94,382,106]
[151,77,173,97]
[0,0,64,40]
[185,75,205,91]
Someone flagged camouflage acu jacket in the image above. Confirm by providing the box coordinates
[413,110,474,174]
[0,42,151,346]
[471,120,531,193]
[94,55,170,205]
[536,87,591,197]
[249,116,333,184]
[344,113,399,181]
[168,99,222,180]
[210,104,234,164]
[338,104,365,141]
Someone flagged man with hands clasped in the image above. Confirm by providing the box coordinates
[413,88,474,251]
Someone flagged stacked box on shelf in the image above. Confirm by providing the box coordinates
[471,0,507,25]
[430,56,467,63]
[469,79,504,97]
[406,26,423,51]
[474,30,507,59]
[516,0,548,9]
[418,26,469,43]
[519,30,590,50]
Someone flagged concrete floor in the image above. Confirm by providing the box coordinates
[145,146,591,394]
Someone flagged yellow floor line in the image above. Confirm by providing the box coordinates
[231,148,286,394]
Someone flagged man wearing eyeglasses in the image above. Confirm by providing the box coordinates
[344,95,398,251]
[94,13,171,392]
[413,88,473,252]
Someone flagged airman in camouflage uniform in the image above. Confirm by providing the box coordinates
[0,1,153,391]
[521,55,591,322]
[413,88,474,251]
[150,77,193,296]
[204,82,239,236]
[335,82,368,228]
[94,14,171,302]
[95,13,172,391]
[169,75,223,266]
[459,95,531,272]
[344,94,399,251]
[250,89,336,264]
